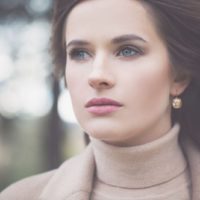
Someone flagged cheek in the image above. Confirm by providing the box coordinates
[65,66,89,117]
[65,68,81,104]
[66,65,84,92]
[124,62,172,110]
[134,42,173,101]
[142,68,171,95]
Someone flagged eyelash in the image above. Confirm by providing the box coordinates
[68,48,91,61]
[68,45,143,61]
[116,46,143,58]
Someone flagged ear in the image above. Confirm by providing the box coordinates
[170,78,190,96]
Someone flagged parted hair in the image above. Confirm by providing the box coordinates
[51,0,200,147]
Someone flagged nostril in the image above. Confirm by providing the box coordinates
[88,78,107,88]
[88,74,114,89]
[88,65,115,89]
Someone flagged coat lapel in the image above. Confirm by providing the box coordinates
[183,138,200,200]
[39,144,95,200]
[39,137,200,200]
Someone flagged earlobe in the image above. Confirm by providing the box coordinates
[170,79,189,109]
[170,78,190,96]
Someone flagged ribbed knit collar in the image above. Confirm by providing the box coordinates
[91,124,187,188]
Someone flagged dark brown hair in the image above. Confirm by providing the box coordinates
[51,0,200,147]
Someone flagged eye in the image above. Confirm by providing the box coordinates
[117,46,142,57]
[68,49,91,61]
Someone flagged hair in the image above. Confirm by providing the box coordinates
[51,0,200,147]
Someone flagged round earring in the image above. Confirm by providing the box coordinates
[172,96,182,109]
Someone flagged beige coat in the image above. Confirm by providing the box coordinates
[0,137,200,200]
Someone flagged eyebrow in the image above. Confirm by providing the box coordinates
[66,40,90,49]
[112,34,147,44]
[66,34,147,49]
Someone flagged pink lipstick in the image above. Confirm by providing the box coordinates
[85,98,123,115]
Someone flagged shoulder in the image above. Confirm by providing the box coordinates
[0,170,55,200]
[0,146,93,200]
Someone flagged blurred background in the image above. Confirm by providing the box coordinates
[0,0,85,191]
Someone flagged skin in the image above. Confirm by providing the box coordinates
[65,0,188,146]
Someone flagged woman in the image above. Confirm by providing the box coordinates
[1,0,200,199]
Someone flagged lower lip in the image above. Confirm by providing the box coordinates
[86,105,121,115]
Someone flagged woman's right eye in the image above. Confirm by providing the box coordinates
[68,49,91,61]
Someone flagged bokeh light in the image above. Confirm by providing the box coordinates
[0,78,53,118]
[58,89,78,124]
[26,0,52,15]
[0,18,53,119]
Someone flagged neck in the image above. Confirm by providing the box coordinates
[91,124,187,188]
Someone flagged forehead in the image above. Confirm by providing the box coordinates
[65,0,159,43]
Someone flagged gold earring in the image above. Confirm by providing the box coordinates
[172,96,182,109]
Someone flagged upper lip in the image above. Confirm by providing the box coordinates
[85,98,123,107]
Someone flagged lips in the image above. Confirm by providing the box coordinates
[85,98,122,107]
[85,98,123,115]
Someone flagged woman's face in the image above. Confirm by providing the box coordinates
[65,0,185,146]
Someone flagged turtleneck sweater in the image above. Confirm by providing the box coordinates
[90,124,191,200]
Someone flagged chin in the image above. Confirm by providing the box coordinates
[85,127,125,143]
[87,129,111,141]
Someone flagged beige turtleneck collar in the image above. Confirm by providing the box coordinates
[91,124,187,189]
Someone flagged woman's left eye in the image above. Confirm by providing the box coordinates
[117,46,141,57]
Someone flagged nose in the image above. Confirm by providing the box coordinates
[88,55,115,90]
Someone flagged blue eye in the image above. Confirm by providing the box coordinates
[69,49,90,61]
[117,47,141,57]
